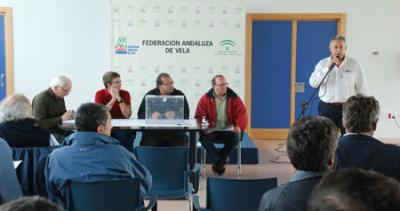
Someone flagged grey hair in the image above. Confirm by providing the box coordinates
[342,95,380,133]
[0,94,33,123]
[330,35,346,42]
[49,75,71,88]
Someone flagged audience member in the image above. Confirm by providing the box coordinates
[45,103,151,206]
[258,116,339,211]
[0,196,61,211]
[308,168,400,211]
[0,94,51,147]
[0,138,22,204]
[195,74,247,175]
[137,72,189,146]
[335,94,400,180]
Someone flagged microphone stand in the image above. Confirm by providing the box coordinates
[297,63,336,120]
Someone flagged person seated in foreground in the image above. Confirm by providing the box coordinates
[45,103,152,206]
[308,168,400,211]
[335,94,400,180]
[258,116,339,211]
[0,94,52,147]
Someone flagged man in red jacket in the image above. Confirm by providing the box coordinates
[195,74,247,175]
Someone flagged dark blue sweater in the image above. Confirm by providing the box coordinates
[0,118,50,147]
[335,134,400,180]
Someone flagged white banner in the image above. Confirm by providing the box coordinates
[111,0,245,116]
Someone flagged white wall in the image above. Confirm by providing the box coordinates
[1,0,400,137]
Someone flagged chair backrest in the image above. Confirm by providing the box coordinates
[206,177,278,211]
[11,146,59,196]
[66,178,141,211]
[135,146,189,198]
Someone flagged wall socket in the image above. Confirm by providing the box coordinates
[387,112,396,119]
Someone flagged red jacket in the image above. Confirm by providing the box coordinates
[195,88,247,130]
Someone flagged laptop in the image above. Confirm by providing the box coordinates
[145,95,184,125]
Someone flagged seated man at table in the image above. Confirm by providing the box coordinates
[45,103,152,207]
[95,71,135,151]
[32,75,74,142]
[137,73,190,147]
[0,94,52,147]
[195,74,247,175]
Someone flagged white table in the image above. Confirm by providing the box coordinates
[63,118,201,168]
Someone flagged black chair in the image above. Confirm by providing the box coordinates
[12,146,59,196]
[194,177,277,211]
[66,178,155,211]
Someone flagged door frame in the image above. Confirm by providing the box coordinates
[246,13,346,139]
[0,7,14,97]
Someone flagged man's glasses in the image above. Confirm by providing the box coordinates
[215,83,228,87]
[60,87,71,93]
[162,81,175,86]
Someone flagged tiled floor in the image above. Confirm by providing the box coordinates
[149,139,293,211]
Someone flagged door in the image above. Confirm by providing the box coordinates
[0,7,14,99]
[246,14,346,139]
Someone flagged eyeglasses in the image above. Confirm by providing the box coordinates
[112,80,122,84]
[161,81,175,86]
[60,86,71,93]
[215,83,228,87]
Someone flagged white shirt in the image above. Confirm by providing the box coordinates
[309,56,368,103]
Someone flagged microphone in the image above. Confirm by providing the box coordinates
[329,56,340,70]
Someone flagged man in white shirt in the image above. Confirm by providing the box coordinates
[309,35,368,134]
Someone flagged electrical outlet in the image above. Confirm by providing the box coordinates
[387,112,396,119]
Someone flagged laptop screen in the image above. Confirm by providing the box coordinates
[145,95,184,121]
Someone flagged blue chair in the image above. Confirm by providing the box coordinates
[11,146,59,196]
[66,178,155,211]
[135,146,200,211]
[194,177,277,211]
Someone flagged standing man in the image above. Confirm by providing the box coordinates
[32,75,74,142]
[309,35,368,134]
[137,73,190,146]
[195,74,247,175]
[95,71,134,151]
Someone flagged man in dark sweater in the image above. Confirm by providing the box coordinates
[335,95,400,180]
[32,75,74,142]
[137,73,189,146]
[258,116,339,211]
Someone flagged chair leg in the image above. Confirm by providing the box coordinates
[151,201,157,211]
[201,147,206,177]
[237,142,241,178]
[188,192,193,211]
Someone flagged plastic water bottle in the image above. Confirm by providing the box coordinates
[201,116,209,129]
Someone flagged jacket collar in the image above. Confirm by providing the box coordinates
[63,132,120,146]
[289,170,326,182]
